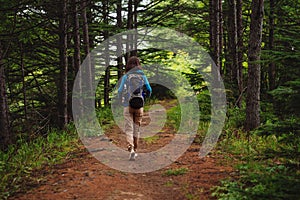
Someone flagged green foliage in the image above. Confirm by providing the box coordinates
[166,103,181,130]
[214,115,300,199]
[163,167,188,176]
[96,106,115,131]
[143,135,160,144]
[255,118,300,137]
[197,90,212,122]
[182,68,206,93]
[225,105,246,129]
[0,128,78,199]
[212,164,300,200]
[0,0,299,198]
[269,79,300,118]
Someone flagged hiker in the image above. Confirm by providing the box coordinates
[118,56,152,161]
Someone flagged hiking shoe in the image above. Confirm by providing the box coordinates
[129,150,137,161]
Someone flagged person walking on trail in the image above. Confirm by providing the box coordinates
[118,56,152,161]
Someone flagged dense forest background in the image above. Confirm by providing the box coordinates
[0,0,299,199]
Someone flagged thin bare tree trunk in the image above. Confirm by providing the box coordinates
[210,0,221,72]
[268,0,276,90]
[227,0,238,81]
[20,43,28,120]
[126,0,134,60]
[131,0,139,56]
[58,0,68,129]
[103,0,110,106]
[236,0,244,107]
[81,0,95,114]
[72,0,83,114]
[218,0,223,74]
[116,0,123,80]
[227,0,244,107]
[72,0,81,88]
[0,42,11,150]
[81,0,93,102]
[82,0,90,57]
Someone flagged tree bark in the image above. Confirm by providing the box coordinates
[236,0,244,107]
[131,0,139,56]
[227,0,243,107]
[209,0,222,72]
[227,0,238,82]
[268,0,276,90]
[82,0,90,56]
[127,0,133,30]
[20,42,28,120]
[58,0,69,129]
[81,0,95,113]
[72,0,83,114]
[0,42,11,150]
[218,0,223,74]
[126,0,134,60]
[116,0,123,80]
[81,0,93,98]
[72,0,81,87]
[245,0,264,131]
[103,0,110,106]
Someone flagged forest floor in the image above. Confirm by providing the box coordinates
[11,102,233,200]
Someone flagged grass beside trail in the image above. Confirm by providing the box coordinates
[0,125,79,199]
[211,109,300,199]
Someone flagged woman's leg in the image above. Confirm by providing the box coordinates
[131,107,143,152]
[124,107,134,151]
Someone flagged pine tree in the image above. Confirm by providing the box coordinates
[245,0,264,131]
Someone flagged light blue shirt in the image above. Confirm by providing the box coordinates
[118,69,152,107]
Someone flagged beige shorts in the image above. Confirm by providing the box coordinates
[124,107,143,149]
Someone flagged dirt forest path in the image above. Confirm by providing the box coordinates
[12,101,233,200]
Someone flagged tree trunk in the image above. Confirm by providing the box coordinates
[131,0,139,56]
[58,0,68,129]
[82,0,90,56]
[81,0,94,113]
[209,0,214,51]
[245,0,264,131]
[127,0,133,30]
[218,0,223,74]
[0,42,11,150]
[72,0,83,115]
[104,66,110,106]
[209,0,221,72]
[20,42,28,120]
[236,0,243,106]
[72,0,81,89]
[227,0,243,107]
[126,0,134,60]
[268,0,276,90]
[116,0,123,80]
[227,0,238,82]
[103,0,110,106]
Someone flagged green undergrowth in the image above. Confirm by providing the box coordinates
[0,105,117,198]
[0,125,79,199]
[166,98,210,132]
[163,167,189,176]
[97,106,115,131]
[212,108,300,199]
[143,135,160,144]
[166,104,181,130]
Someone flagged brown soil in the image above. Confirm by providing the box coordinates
[11,102,233,200]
